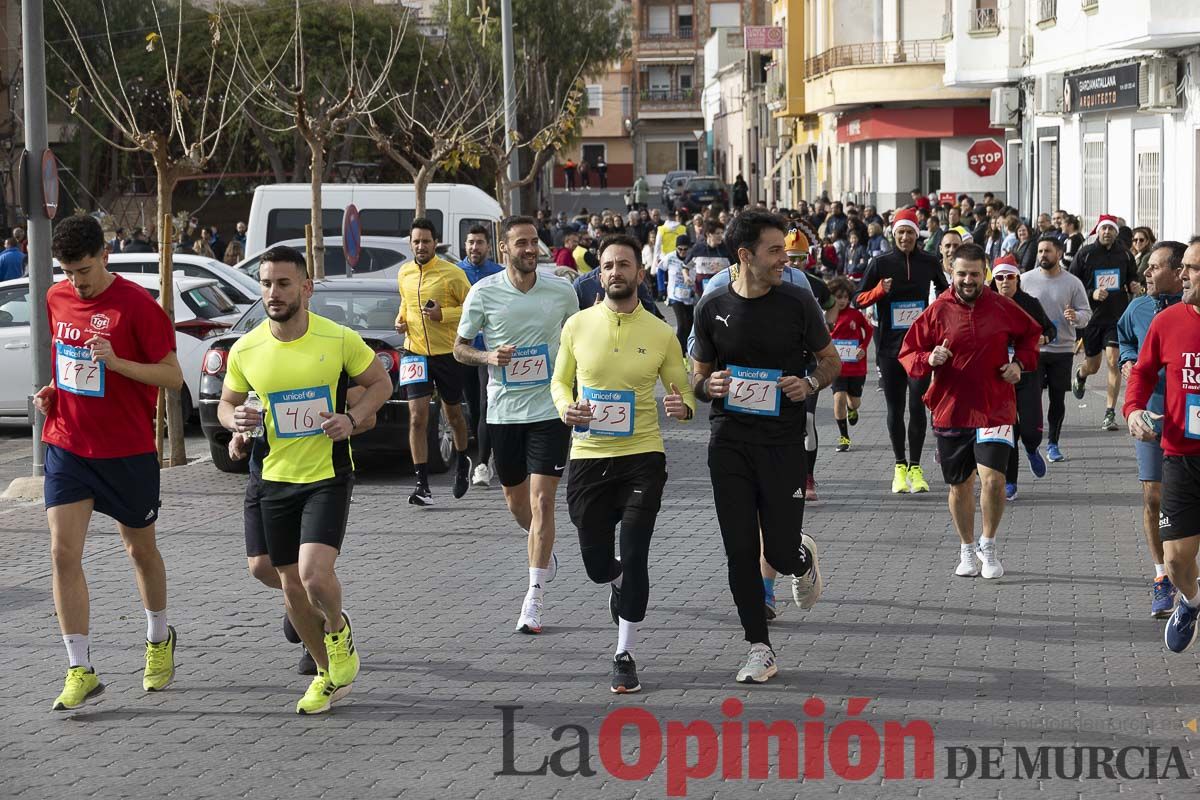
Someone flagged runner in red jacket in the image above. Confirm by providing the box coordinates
[826,276,873,451]
[898,243,1042,581]
[1125,240,1200,653]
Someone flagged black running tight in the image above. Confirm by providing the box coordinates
[877,355,930,465]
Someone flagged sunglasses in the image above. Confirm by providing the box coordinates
[994,274,1019,281]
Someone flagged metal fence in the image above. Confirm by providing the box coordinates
[803,39,945,78]
[971,7,999,31]
[1038,0,1057,21]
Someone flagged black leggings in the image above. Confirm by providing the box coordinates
[805,391,819,476]
[877,355,930,465]
[463,365,491,464]
[670,302,694,356]
[1005,370,1044,483]
[1039,352,1073,445]
[709,439,811,647]
[566,453,667,624]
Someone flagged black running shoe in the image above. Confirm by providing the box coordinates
[611,651,641,694]
[1071,370,1086,400]
[453,457,472,499]
[298,647,317,676]
[409,483,434,506]
[283,614,301,644]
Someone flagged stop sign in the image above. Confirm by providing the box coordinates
[967,138,1005,178]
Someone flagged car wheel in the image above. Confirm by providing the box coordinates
[209,437,249,474]
[424,401,452,474]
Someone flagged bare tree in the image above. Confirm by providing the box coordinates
[236,0,404,278]
[363,35,502,219]
[48,0,254,467]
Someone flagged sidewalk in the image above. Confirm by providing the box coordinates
[1,361,1196,799]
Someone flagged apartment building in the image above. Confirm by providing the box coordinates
[944,0,1200,236]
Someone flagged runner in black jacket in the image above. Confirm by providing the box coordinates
[854,207,949,494]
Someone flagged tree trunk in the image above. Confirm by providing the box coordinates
[154,163,187,468]
[291,131,307,182]
[309,139,325,279]
[414,162,433,219]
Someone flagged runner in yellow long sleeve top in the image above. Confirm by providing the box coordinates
[393,218,473,505]
[550,233,695,695]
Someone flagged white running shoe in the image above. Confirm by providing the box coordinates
[790,533,823,609]
[515,591,543,634]
[978,539,1004,579]
[472,462,492,487]
[736,643,778,684]
[955,543,981,577]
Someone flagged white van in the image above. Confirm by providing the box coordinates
[246,183,502,262]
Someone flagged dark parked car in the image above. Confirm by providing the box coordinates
[676,176,730,214]
[661,169,697,212]
[198,279,455,474]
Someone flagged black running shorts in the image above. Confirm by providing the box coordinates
[244,470,267,558]
[1081,321,1119,358]
[934,426,1012,486]
[1159,455,1200,542]
[259,475,354,567]
[399,353,464,404]
[832,375,866,398]
[489,418,572,487]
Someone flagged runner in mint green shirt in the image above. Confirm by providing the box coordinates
[454,216,578,637]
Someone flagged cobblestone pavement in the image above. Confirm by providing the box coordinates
[2,357,1198,799]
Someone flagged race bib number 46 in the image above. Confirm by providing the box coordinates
[398,355,428,386]
[581,387,634,437]
[833,339,860,363]
[891,301,925,329]
[502,344,551,386]
[1187,394,1200,440]
[1095,268,1121,292]
[269,386,333,439]
[977,425,1015,446]
[56,341,105,397]
[726,365,781,417]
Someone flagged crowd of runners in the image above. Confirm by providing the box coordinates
[34,188,1200,712]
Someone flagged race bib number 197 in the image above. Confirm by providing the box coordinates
[56,341,105,397]
[269,386,333,439]
[725,365,782,417]
[581,387,634,437]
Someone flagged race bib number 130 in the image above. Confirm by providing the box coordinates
[725,365,781,417]
[56,341,105,397]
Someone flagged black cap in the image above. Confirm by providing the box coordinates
[675,234,693,249]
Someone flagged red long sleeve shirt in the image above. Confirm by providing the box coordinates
[829,306,873,378]
[898,286,1042,429]
[1123,302,1200,457]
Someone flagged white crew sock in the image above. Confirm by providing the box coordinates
[1182,591,1200,610]
[616,618,637,655]
[145,608,168,643]
[529,567,548,597]
[63,634,90,669]
[1155,564,1167,579]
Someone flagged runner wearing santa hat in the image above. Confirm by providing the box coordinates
[1069,214,1140,432]
[989,256,1057,500]
[855,207,949,494]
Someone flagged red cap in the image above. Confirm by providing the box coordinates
[993,253,1019,268]
[891,207,920,233]
[1090,214,1120,236]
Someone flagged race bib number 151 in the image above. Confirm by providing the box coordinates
[725,365,782,417]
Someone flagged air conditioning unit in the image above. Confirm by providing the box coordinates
[1140,56,1180,109]
[989,86,1020,128]
[1035,73,1064,114]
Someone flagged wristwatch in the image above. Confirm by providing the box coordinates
[805,375,820,393]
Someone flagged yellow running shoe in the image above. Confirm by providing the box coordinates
[296,670,351,715]
[52,666,104,711]
[143,625,177,691]
[891,463,910,494]
[908,465,930,493]
[324,613,359,687]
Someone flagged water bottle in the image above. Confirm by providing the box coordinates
[245,392,265,439]
[572,424,591,441]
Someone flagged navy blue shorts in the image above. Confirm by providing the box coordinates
[44,444,161,529]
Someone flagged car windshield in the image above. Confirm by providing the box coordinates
[233,290,401,333]
[687,179,722,191]
[240,246,408,279]
[181,285,238,319]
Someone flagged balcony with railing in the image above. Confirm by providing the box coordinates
[638,88,699,109]
[803,39,945,79]
[970,7,999,33]
[1038,0,1057,22]
[637,25,696,49]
